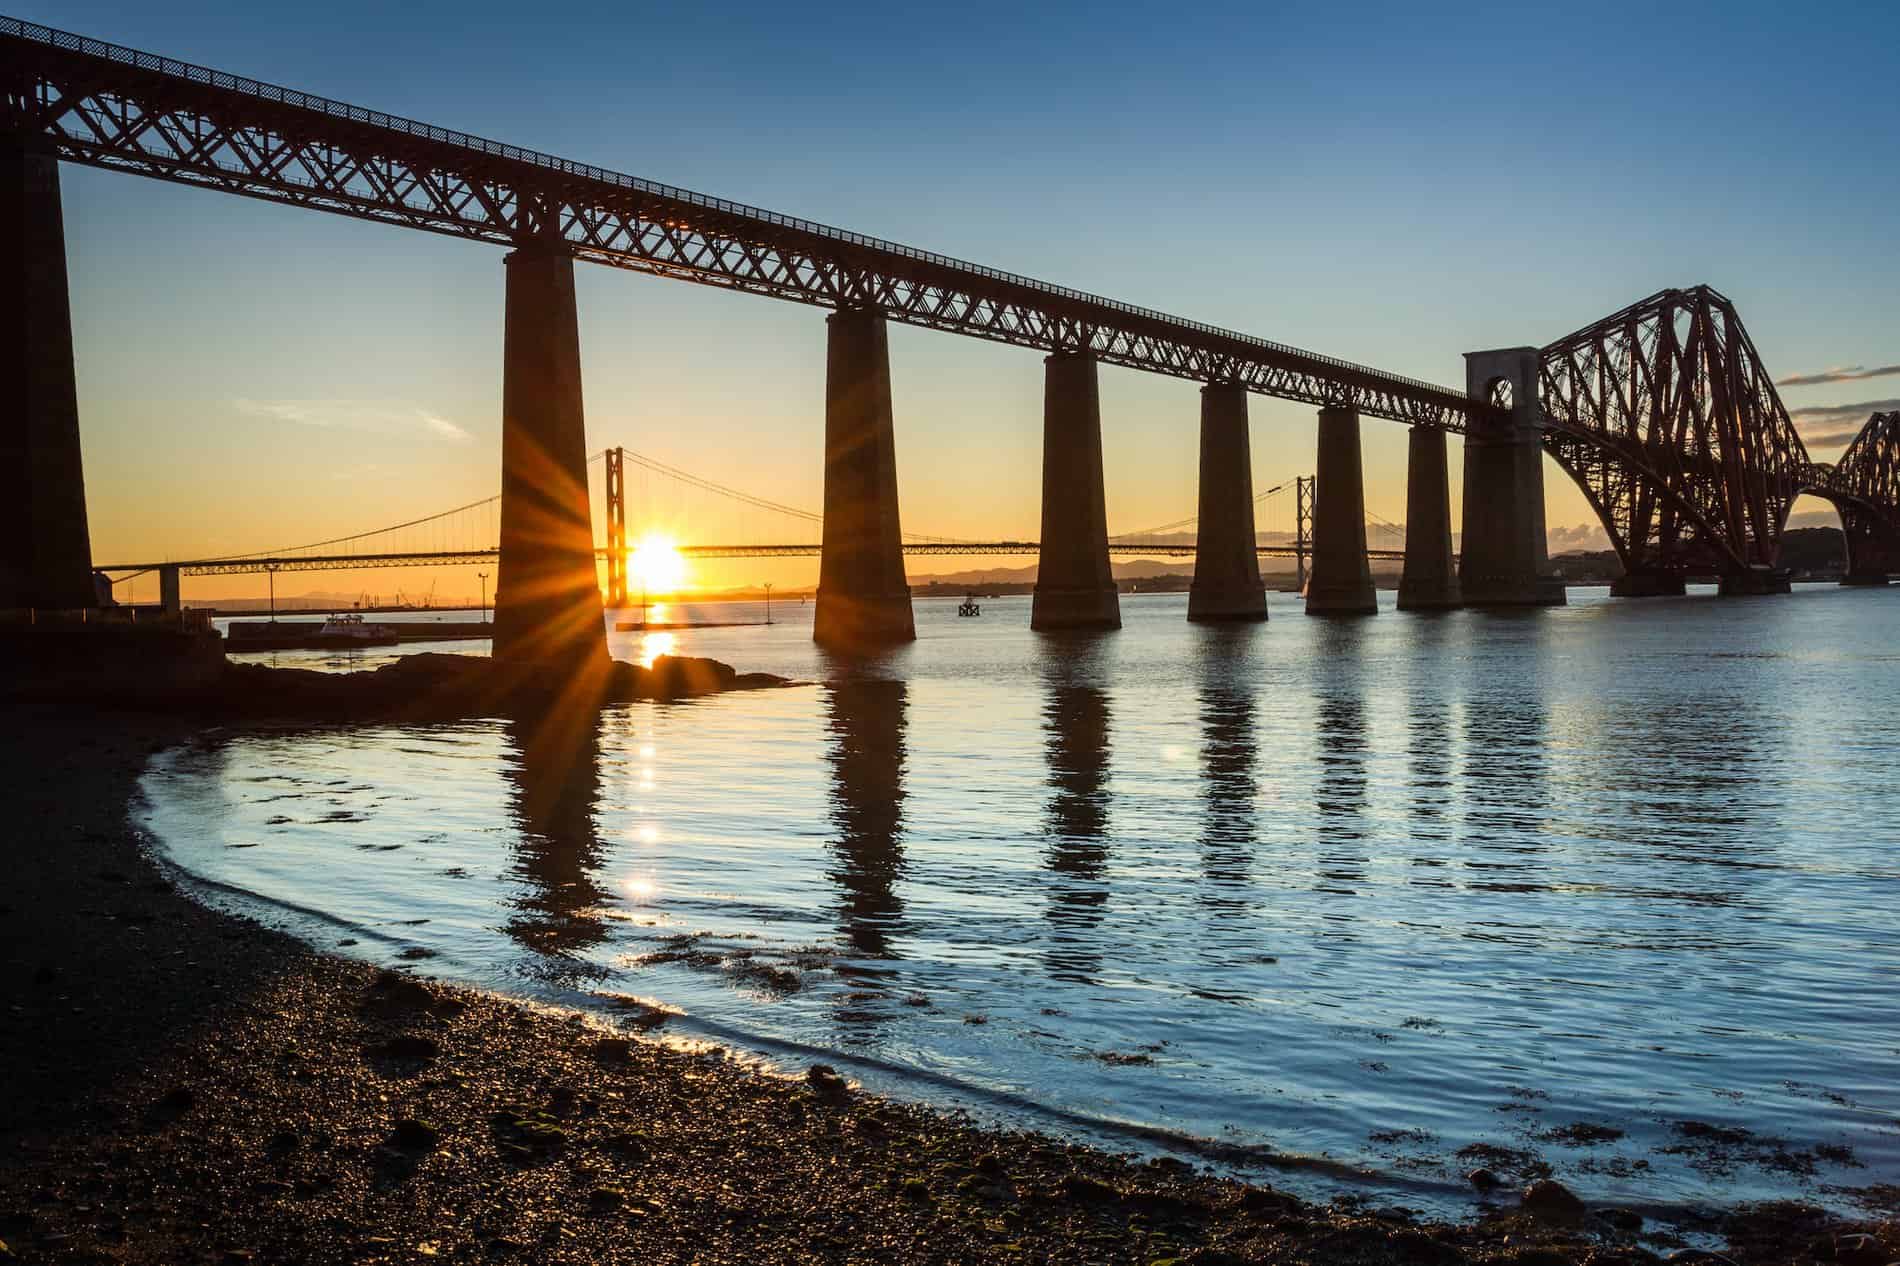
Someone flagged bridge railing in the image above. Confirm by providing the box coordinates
[4,16,1461,408]
[0,605,213,631]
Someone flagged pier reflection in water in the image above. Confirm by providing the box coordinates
[141,590,1900,1218]
[1194,627,1260,916]
[1039,635,1114,985]
[822,671,910,959]
[499,709,612,984]
[1402,615,1456,870]
[1459,615,1553,896]
[1311,621,1369,899]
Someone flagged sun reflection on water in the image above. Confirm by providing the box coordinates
[638,632,676,667]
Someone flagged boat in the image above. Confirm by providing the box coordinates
[957,594,982,617]
[224,615,476,650]
[310,612,400,647]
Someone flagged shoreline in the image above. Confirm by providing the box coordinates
[2,706,1892,1264]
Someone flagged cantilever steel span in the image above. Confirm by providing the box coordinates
[0,16,1472,429]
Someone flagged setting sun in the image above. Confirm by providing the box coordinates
[627,533,689,595]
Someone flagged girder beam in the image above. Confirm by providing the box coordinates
[0,16,1473,428]
[1538,285,1811,585]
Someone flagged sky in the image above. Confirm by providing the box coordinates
[25,0,1900,602]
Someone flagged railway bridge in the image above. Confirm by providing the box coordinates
[6,16,1898,669]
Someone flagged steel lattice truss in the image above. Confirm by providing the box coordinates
[1539,286,1812,576]
[1824,413,1900,575]
[0,17,1472,428]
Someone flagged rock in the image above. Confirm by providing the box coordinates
[365,971,463,1020]
[1835,1233,1888,1266]
[492,1107,567,1160]
[637,655,738,699]
[1179,1250,1256,1266]
[731,671,793,690]
[972,1152,1005,1176]
[368,971,435,1008]
[805,1064,849,1100]
[150,1087,195,1122]
[1519,1179,1586,1222]
[1597,1207,1644,1232]
[610,1002,671,1031]
[1466,1167,1502,1190]
[372,1035,440,1061]
[601,1131,651,1162]
[1502,1249,1573,1266]
[586,1187,627,1212]
[1238,1187,1293,1218]
[591,1037,634,1064]
[387,1118,439,1153]
[1058,1174,1121,1204]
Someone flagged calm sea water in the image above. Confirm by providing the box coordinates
[146,587,1900,1218]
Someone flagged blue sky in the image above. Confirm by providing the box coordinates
[23,0,1900,594]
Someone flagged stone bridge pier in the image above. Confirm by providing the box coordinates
[1304,405,1377,615]
[1459,348,1564,607]
[1,140,95,611]
[1839,504,1897,587]
[1397,424,1461,610]
[1032,351,1120,630]
[814,306,914,646]
[1187,381,1267,621]
[493,244,609,672]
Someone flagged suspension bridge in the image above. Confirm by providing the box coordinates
[93,447,1412,604]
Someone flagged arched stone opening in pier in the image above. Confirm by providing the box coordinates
[1782,492,1873,584]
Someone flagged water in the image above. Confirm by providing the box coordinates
[147,587,1900,1218]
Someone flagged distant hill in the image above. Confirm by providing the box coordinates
[1779,526,1845,575]
[1553,525,1846,583]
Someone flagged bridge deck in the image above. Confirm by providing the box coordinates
[1,16,1475,428]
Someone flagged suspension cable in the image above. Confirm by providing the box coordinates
[207,451,611,561]
[1111,481,1291,540]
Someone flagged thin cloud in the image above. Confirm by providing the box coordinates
[1799,428,1869,450]
[420,413,473,442]
[1778,364,1900,387]
[1547,522,1611,552]
[234,398,473,443]
[1788,398,1900,431]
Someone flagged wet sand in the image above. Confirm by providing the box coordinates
[1,704,1891,1264]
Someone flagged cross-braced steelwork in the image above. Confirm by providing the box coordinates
[0,16,1472,427]
[1821,413,1900,580]
[1539,286,1810,581]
